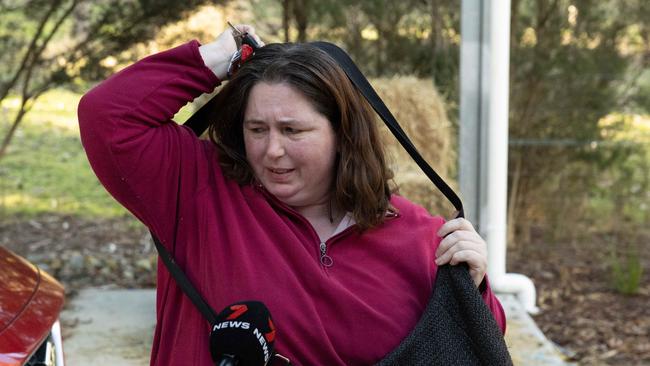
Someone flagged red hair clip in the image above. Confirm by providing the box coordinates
[226,22,261,79]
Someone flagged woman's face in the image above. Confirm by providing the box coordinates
[243,82,338,208]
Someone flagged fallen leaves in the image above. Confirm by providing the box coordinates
[509,235,650,365]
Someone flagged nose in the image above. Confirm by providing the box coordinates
[265,130,285,159]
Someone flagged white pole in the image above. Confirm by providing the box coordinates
[484,0,539,313]
[484,0,511,282]
[459,0,538,313]
[459,0,482,224]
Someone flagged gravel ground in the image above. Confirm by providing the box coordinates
[508,234,650,365]
[1,214,155,299]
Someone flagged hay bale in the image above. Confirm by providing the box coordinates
[370,77,458,216]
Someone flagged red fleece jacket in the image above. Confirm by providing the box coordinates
[78,40,506,366]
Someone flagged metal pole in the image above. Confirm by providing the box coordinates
[484,0,511,281]
[459,0,482,225]
[459,0,538,313]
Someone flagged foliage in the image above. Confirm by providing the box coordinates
[253,0,649,243]
[247,0,460,81]
[0,0,225,160]
[2,0,649,241]
[324,0,460,84]
[507,0,650,243]
[608,244,644,295]
[0,76,455,218]
[588,114,650,227]
[0,89,127,218]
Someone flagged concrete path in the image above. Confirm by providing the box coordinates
[498,294,575,366]
[61,289,572,365]
[61,288,155,366]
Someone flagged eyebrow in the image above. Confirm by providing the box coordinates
[243,119,302,126]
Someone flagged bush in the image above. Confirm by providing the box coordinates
[609,245,644,295]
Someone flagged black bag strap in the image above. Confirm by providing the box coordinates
[153,41,465,327]
[310,42,464,218]
[151,235,218,324]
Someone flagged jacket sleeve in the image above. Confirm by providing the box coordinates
[480,276,507,334]
[78,40,221,246]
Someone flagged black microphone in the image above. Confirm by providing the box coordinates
[210,301,277,366]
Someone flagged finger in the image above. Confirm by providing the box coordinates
[232,24,264,46]
[250,33,265,47]
[233,24,255,35]
[450,250,487,286]
[437,218,475,237]
[470,272,486,288]
[449,249,486,269]
[435,231,456,258]
[435,230,475,257]
[435,240,478,266]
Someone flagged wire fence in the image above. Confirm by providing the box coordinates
[506,136,650,247]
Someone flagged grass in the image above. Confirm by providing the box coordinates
[4,86,646,234]
[0,88,227,219]
[609,245,644,295]
[0,89,129,218]
[0,80,458,220]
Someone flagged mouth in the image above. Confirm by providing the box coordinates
[268,168,294,174]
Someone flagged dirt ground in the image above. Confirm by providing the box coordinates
[1,213,649,365]
[508,232,650,365]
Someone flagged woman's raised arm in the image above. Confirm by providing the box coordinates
[78,40,220,243]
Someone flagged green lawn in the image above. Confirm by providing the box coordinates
[0,89,128,218]
[0,88,203,219]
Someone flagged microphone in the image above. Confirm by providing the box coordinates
[210,301,277,366]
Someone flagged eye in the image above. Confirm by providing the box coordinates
[283,126,299,134]
[247,127,266,134]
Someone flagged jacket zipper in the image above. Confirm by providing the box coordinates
[255,184,400,268]
[318,224,360,268]
[319,241,334,267]
[256,184,343,268]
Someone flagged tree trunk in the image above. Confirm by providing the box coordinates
[0,0,61,103]
[281,0,291,42]
[345,9,364,63]
[430,0,447,56]
[0,0,79,162]
[0,100,30,160]
[507,154,523,248]
[510,0,520,47]
[293,0,309,42]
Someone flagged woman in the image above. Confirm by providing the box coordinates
[79,25,505,365]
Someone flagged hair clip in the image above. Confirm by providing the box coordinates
[226,22,261,79]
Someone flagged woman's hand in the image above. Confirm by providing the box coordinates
[435,218,488,288]
[198,24,264,80]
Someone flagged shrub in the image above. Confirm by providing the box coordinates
[609,246,644,295]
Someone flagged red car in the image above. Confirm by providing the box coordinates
[0,246,65,366]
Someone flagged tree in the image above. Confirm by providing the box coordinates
[507,0,650,243]
[285,0,649,243]
[268,0,454,78]
[277,0,310,43]
[0,0,225,160]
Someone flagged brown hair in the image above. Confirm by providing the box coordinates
[207,43,394,230]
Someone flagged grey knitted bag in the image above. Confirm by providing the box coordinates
[376,264,513,365]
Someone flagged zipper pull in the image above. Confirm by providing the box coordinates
[319,241,334,267]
